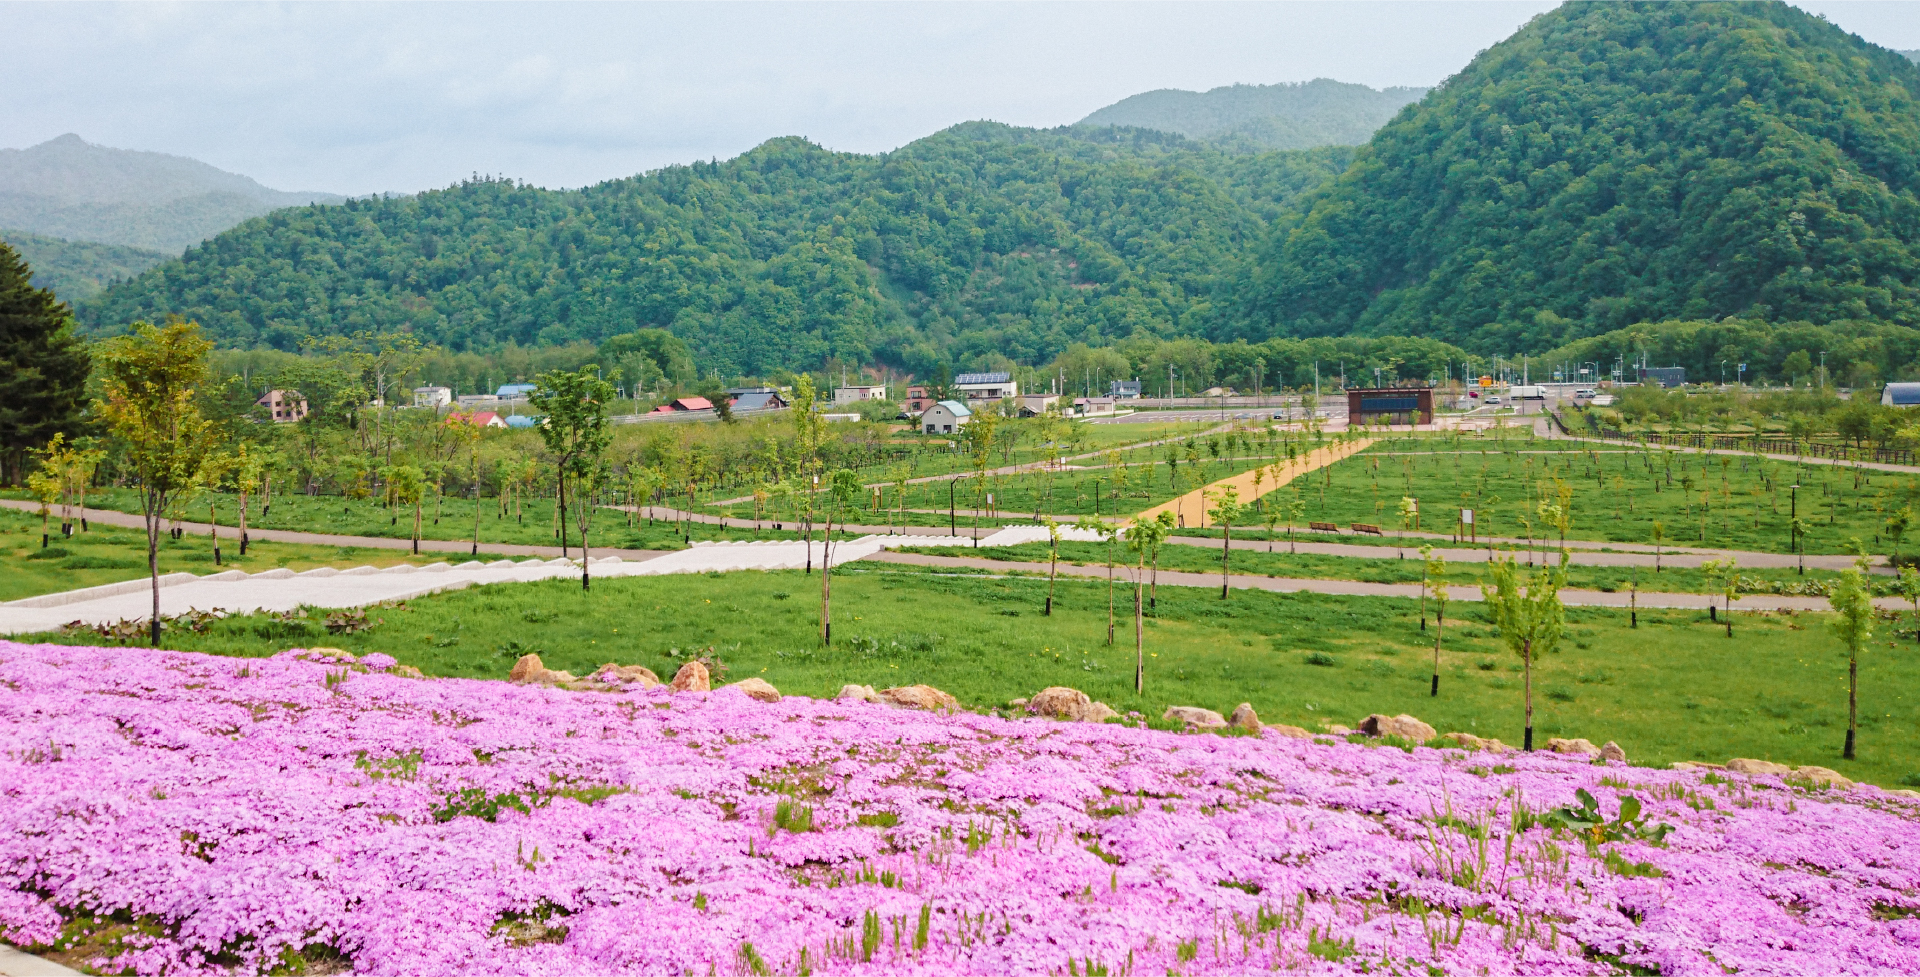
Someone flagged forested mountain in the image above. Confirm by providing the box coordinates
[1076,79,1427,151]
[1241,2,1920,352]
[0,229,169,304]
[1903,50,1920,64]
[84,125,1352,376]
[0,134,345,252]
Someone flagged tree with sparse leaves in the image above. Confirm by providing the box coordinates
[95,321,218,647]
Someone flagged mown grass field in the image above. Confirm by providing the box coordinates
[902,539,1856,597]
[1291,433,1918,554]
[8,489,834,555]
[0,507,449,602]
[22,561,1918,790]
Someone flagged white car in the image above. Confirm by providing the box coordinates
[1575,388,1596,397]
[1484,396,1502,405]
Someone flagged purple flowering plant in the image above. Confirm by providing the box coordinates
[2,639,1919,975]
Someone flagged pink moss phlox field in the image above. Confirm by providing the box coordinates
[3,642,1920,975]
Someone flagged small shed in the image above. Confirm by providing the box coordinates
[731,391,787,412]
[921,399,973,434]
[1882,383,1920,407]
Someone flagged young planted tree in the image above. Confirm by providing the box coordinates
[1650,520,1666,572]
[1898,565,1920,645]
[1700,557,1739,636]
[790,375,825,572]
[1828,550,1875,761]
[1426,546,1449,696]
[528,365,618,589]
[230,442,266,556]
[820,468,861,645]
[1042,515,1063,616]
[1125,514,1170,695]
[1083,515,1119,644]
[95,321,217,646]
[447,413,484,556]
[25,462,58,549]
[1484,552,1568,752]
[1206,486,1246,599]
[381,464,427,554]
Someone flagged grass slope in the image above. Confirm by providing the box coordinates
[24,562,1919,790]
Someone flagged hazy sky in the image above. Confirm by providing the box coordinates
[4,1,1917,195]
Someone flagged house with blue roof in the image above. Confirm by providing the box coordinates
[921,399,972,435]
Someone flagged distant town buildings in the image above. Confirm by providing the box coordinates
[730,390,787,413]
[255,389,308,424]
[412,386,453,409]
[955,372,1018,403]
[1640,367,1687,388]
[1109,379,1143,399]
[832,384,887,405]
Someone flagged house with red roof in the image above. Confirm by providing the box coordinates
[647,396,716,415]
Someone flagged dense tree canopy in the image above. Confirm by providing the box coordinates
[1243,1,1920,351]
[84,125,1350,377]
[0,241,92,482]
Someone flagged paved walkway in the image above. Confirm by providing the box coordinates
[0,943,78,976]
[0,527,1106,635]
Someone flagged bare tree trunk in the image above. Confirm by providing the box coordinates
[146,488,162,647]
[1523,638,1534,751]
[1431,607,1443,696]
[1845,654,1858,760]
[1134,558,1146,694]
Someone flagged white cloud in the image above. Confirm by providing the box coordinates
[1,1,1910,194]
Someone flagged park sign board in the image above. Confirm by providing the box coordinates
[1346,386,1434,426]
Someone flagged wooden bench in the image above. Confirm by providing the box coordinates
[1308,522,1341,533]
[1350,523,1384,535]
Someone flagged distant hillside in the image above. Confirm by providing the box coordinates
[0,134,346,252]
[1076,79,1426,151]
[1905,50,1920,64]
[0,229,170,305]
[83,123,1353,373]
[1242,2,1920,351]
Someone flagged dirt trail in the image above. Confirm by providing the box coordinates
[1136,439,1373,528]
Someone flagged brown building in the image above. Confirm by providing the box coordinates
[1345,386,1433,426]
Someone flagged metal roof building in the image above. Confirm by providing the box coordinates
[1882,383,1920,407]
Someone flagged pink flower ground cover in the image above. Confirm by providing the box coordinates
[4,641,1920,976]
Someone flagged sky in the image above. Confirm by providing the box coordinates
[3,1,1917,195]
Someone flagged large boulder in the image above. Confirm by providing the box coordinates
[880,685,960,712]
[1671,761,1725,772]
[1083,701,1120,723]
[1163,706,1226,728]
[1600,741,1627,764]
[669,661,711,692]
[727,677,781,703]
[509,653,545,683]
[1358,714,1436,742]
[1028,687,1095,721]
[1726,758,1794,776]
[593,663,662,687]
[1546,737,1602,757]
[1792,765,1853,789]
[1227,703,1261,731]
[837,684,881,704]
[1436,732,1511,753]
[1264,724,1313,739]
[390,665,425,679]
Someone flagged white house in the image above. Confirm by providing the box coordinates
[955,371,1018,403]
[1073,396,1117,416]
[921,399,972,434]
[1018,394,1061,417]
[256,389,308,424]
[413,386,453,409]
[833,384,888,405]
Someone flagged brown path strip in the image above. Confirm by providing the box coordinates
[1136,438,1372,528]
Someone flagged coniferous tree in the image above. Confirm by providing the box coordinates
[0,242,91,484]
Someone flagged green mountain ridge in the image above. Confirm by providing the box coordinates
[1241,1,1920,351]
[1076,79,1427,151]
[0,229,170,305]
[83,124,1352,376]
[0,134,346,252]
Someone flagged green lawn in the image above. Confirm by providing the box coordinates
[15,488,833,553]
[903,539,1856,596]
[1290,433,1918,555]
[0,507,452,602]
[23,561,1918,790]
